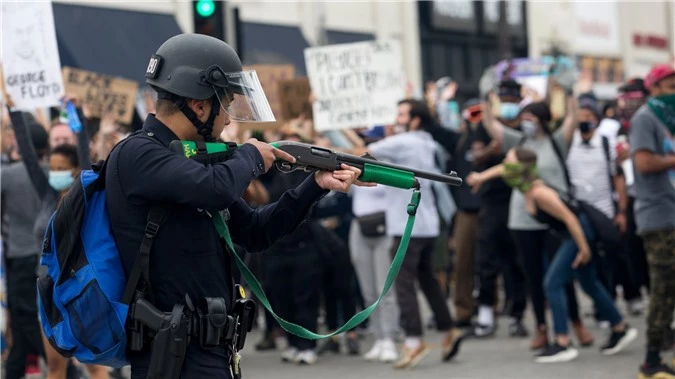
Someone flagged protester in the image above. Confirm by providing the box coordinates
[479,92,593,350]
[363,99,465,369]
[631,64,675,379]
[469,147,637,362]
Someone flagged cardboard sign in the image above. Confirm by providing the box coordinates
[278,78,313,120]
[243,64,295,122]
[1,2,65,110]
[304,39,405,131]
[62,67,139,124]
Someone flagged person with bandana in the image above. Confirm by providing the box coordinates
[615,78,651,301]
[468,147,637,363]
[478,88,593,351]
[631,63,675,379]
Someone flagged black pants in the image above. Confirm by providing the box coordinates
[265,244,322,350]
[393,237,454,337]
[5,255,44,379]
[626,196,649,291]
[595,244,641,302]
[511,230,581,327]
[130,344,231,379]
[476,202,527,320]
[321,240,358,331]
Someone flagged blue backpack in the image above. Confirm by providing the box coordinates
[37,135,168,367]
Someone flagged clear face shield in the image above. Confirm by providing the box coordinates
[207,68,276,123]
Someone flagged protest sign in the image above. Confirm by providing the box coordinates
[62,67,139,124]
[278,78,313,120]
[1,2,65,110]
[494,56,576,98]
[304,39,405,131]
[243,64,295,122]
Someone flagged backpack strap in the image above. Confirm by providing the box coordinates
[122,206,171,304]
[601,136,615,192]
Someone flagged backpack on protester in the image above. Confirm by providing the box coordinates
[37,134,168,368]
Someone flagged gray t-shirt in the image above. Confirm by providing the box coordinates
[629,105,675,233]
[1,162,43,259]
[502,127,570,230]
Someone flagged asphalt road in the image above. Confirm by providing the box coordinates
[240,295,650,379]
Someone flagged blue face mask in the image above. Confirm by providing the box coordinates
[500,102,521,121]
[49,170,74,191]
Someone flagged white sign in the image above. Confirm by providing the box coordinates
[304,39,405,131]
[1,1,65,110]
[571,1,621,56]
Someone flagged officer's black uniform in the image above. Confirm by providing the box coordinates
[106,115,327,378]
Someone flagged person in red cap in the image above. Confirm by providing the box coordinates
[631,63,675,379]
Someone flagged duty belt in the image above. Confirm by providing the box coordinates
[127,286,256,379]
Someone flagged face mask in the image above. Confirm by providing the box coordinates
[502,162,538,193]
[49,170,74,191]
[500,103,521,121]
[578,121,596,133]
[520,120,538,137]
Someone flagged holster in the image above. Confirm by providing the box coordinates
[147,304,189,379]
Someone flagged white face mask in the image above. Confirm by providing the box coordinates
[521,120,538,138]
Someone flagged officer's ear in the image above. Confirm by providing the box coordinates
[186,99,210,120]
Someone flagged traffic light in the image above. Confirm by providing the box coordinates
[193,0,225,40]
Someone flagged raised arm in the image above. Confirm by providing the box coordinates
[8,110,49,199]
[481,95,505,142]
[560,95,578,144]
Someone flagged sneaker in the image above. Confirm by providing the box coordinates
[295,350,318,365]
[442,328,465,362]
[572,321,595,347]
[531,325,550,350]
[25,363,43,378]
[393,343,430,369]
[508,320,529,338]
[379,340,398,363]
[600,326,638,355]
[316,337,340,355]
[534,343,579,363]
[638,362,675,379]
[474,323,497,338]
[281,347,299,363]
[364,340,383,361]
[628,299,646,316]
[346,337,360,355]
[255,334,277,351]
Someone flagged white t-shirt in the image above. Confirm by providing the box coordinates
[368,131,440,238]
[566,131,617,219]
[351,185,388,217]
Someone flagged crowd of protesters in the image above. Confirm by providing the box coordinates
[1,61,675,379]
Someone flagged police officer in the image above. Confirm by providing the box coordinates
[105,33,363,378]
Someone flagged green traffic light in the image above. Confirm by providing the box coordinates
[196,0,215,17]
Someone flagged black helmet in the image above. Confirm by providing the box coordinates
[145,33,274,141]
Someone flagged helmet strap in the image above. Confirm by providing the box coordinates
[173,97,220,142]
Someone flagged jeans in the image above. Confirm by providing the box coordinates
[544,214,623,335]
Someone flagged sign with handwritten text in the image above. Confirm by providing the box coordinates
[62,67,139,124]
[304,40,405,131]
[1,2,65,110]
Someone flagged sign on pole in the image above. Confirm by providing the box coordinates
[62,67,139,125]
[304,39,405,131]
[1,1,65,110]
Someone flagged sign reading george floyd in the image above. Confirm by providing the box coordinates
[62,67,139,124]
[304,39,405,131]
[1,2,65,110]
